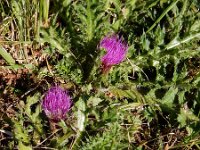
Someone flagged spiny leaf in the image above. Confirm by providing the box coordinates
[13,120,30,144]
[25,93,40,118]
[87,97,103,107]
[166,32,200,49]
[161,86,178,109]
[177,108,199,128]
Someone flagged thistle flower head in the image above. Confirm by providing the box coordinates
[42,86,71,122]
[100,34,128,73]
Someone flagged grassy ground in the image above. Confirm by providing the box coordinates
[0,0,200,149]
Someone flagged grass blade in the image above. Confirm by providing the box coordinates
[147,0,179,33]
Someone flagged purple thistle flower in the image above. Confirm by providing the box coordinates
[100,34,128,73]
[42,86,71,122]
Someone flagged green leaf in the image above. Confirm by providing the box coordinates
[14,121,30,144]
[110,87,146,103]
[119,102,142,110]
[18,142,32,150]
[161,86,178,109]
[25,93,41,119]
[87,97,103,107]
[63,0,71,7]
[178,90,186,104]
[166,32,200,49]
[177,108,199,128]
[0,46,15,65]
[141,32,150,51]
[75,98,86,132]
[110,88,136,100]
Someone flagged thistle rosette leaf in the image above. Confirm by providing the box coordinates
[100,34,128,73]
[42,86,72,122]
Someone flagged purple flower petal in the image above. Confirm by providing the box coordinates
[42,86,71,122]
[100,34,128,73]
